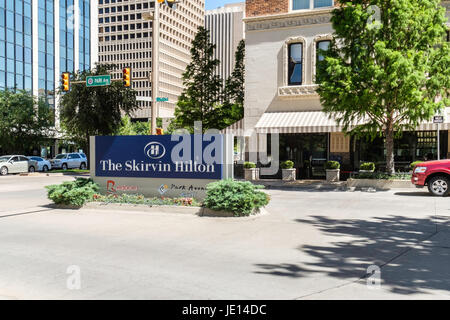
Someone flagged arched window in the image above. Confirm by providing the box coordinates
[288,43,303,85]
[316,40,331,74]
[312,35,332,82]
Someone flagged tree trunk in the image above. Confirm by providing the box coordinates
[385,126,395,175]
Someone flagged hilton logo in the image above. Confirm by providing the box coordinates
[144,141,166,159]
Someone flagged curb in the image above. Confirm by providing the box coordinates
[263,184,347,191]
[17,172,89,177]
[83,202,203,215]
[78,202,269,218]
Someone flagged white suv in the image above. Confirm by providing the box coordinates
[50,153,88,170]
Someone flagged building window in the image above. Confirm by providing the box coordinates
[292,0,333,10]
[316,40,330,74]
[288,43,303,85]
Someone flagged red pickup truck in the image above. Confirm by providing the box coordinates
[411,160,450,196]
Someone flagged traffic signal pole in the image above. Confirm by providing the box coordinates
[150,1,160,135]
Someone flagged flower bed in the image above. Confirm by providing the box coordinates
[92,193,201,207]
[46,179,270,217]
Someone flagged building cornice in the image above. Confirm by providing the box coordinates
[244,8,333,32]
[245,1,449,32]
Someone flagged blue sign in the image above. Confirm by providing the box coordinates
[95,135,223,179]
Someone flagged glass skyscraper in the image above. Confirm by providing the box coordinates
[0,0,97,123]
[0,0,33,92]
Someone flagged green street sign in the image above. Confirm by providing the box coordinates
[86,75,111,87]
[156,97,169,102]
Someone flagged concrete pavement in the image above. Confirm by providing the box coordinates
[0,175,449,299]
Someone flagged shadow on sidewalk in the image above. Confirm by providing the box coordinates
[255,215,450,295]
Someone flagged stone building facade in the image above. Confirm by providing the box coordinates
[243,0,450,178]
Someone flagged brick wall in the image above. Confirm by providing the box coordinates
[246,0,288,17]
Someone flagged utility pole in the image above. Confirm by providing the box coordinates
[143,1,179,134]
[151,1,160,135]
[142,3,160,135]
[437,122,440,160]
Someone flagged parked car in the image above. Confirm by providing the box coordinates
[28,156,52,172]
[0,155,38,175]
[411,160,450,196]
[50,153,88,170]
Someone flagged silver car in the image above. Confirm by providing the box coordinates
[50,153,88,170]
[28,156,52,172]
[0,155,38,175]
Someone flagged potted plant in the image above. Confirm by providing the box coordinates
[243,162,259,180]
[359,162,375,173]
[281,160,296,181]
[324,160,340,182]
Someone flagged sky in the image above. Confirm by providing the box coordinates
[205,0,241,10]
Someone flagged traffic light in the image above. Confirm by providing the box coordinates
[122,67,131,87]
[156,128,164,135]
[61,72,70,92]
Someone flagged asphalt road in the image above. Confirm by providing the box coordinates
[0,175,449,299]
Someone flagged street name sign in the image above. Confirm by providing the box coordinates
[86,75,111,87]
[433,116,444,123]
[156,97,169,102]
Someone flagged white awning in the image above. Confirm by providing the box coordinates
[254,108,450,134]
[221,119,244,134]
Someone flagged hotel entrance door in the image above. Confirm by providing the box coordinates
[279,134,328,179]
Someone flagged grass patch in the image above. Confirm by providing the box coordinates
[50,169,90,174]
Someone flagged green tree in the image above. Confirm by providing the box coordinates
[221,39,245,127]
[169,27,224,133]
[116,115,151,135]
[59,64,138,161]
[0,89,54,154]
[317,0,450,174]
[225,39,245,106]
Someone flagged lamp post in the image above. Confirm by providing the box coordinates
[142,2,160,135]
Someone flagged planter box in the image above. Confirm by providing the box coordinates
[359,170,375,173]
[282,168,296,181]
[244,168,259,181]
[326,169,340,182]
[347,178,415,190]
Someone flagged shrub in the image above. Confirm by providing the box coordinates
[243,161,256,169]
[46,178,99,207]
[204,179,270,216]
[281,160,294,169]
[359,162,375,171]
[355,172,411,180]
[324,160,340,170]
[410,161,423,170]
